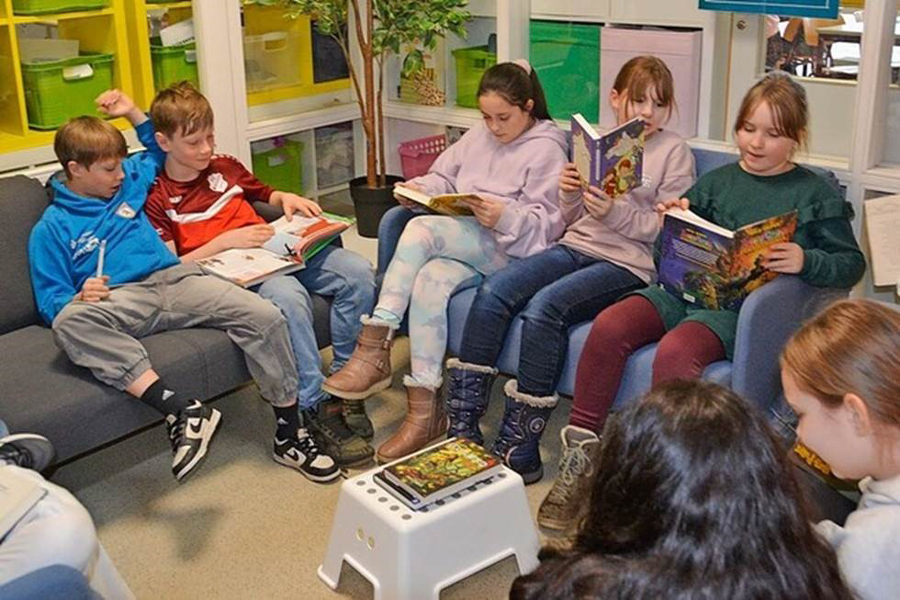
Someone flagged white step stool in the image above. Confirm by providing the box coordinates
[317,462,540,600]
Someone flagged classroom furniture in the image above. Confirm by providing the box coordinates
[318,460,538,600]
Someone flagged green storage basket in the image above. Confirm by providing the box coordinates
[452,45,496,109]
[251,138,304,194]
[151,43,199,90]
[529,21,600,122]
[21,52,114,130]
[12,0,107,15]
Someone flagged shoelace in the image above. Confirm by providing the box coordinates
[296,428,321,458]
[547,445,592,504]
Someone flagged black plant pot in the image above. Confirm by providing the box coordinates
[349,175,404,238]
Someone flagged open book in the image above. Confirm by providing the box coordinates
[571,113,645,198]
[195,212,353,288]
[393,186,476,216]
[657,208,798,311]
[373,438,502,510]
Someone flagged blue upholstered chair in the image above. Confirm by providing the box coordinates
[375,147,851,412]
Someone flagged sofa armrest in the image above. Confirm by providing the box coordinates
[732,276,848,409]
[376,205,420,276]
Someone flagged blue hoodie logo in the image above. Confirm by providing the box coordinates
[116,202,136,219]
[72,232,101,261]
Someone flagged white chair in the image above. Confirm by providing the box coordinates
[318,459,540,600]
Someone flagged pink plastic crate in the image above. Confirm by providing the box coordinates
[398,134,447,179]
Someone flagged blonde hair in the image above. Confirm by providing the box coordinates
[734,72,808,150]
[150,81,214,137]
[612,56,676,125]
[781,299,900,428]
[54,116,128,178]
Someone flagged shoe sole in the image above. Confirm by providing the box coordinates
[175,409,222,482]
[536,513,570,531]
[520,466,543,485]
[322,376,392,401]
[1,433,55,472]
[374,430,447,465]
[272,453,342,483]
[334,452,375,469]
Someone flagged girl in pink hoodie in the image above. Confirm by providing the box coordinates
[324,61,568,462]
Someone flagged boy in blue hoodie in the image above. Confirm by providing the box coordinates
[28,91,339,483]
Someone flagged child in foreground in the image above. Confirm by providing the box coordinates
[28,91,335,483]
[781,299,900,600]
[510,380,853,600]
[145,82,376,469]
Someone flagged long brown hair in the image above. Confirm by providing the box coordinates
[781,299,900,428]
[734,72,809,150]
[612,55,676,124]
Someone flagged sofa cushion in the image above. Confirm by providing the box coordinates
[0,176,48,334]
[0,325,250,463]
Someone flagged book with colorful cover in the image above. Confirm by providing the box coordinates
[195,212,353,288]
[657,208,798,311]
[375,438,502,509]
[392,186,476,217]
[570,113,645,198]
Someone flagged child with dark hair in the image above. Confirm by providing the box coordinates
[782,299,900,600]
[324,60,568,462]
[511,380,853,600]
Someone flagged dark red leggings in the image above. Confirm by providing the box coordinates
[569,295,726,433]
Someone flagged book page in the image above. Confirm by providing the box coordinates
[865,195,900,287]
[667,208,734,238]
[196,248,300,287]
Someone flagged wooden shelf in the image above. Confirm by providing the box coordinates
[12,7,115,23]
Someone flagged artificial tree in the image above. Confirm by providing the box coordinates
[246,0,471,190]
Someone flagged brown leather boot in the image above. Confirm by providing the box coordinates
[376,383,449,463]
[322,319,396,400]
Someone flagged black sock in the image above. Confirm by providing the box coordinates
[273,403,300,441]
[140,379,191,417]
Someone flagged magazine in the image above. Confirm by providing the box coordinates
[196,212,353,288]
[374,438,502,510]
[657,208,799,311]
[392,186,476,216]
[570,113,645,198]
[0,468,46,538]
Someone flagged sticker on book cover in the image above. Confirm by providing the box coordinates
[115,203,136,219]
[208,172,228,193]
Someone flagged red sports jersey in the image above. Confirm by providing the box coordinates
[146,155,275,255]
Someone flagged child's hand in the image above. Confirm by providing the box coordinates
[654,197,690,226]
[274,192,322,220]
[559,163,583,194]
[394,181,424,209]
[216,224,275,250]
[582,186,614,220]
[95,90,145,125]
[77,276,110,303]
[764,242,805,273]
[464,195,504,228]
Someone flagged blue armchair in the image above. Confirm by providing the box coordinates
[375,147,850,412]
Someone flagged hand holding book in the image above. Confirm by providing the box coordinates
[763,242,805,274]
[459,194,503,228]
[394,181,425,210]
[654,197,691,227]
[271,191,322,220]
[214,223,276,251]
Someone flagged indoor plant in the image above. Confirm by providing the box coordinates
[245,0,471,236]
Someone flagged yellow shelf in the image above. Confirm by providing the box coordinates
[145,1,192,8]
[12,7,114,23]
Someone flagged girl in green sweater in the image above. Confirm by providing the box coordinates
[538,72,866,531]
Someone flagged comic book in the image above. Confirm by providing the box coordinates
[570,113,645,198]
[392,186,476,216]
[375,438,502,509]
[657,208,798,311]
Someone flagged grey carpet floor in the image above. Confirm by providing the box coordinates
[52,339,574,600]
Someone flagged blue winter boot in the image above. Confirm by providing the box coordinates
[491,379,558,484]
[445,358,499,446]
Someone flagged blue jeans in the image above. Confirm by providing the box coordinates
[458,244,643,397]
[254,243,375,408]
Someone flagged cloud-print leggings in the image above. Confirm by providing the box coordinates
[372,216,510,389]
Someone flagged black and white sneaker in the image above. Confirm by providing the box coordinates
[165,400,222,482]
[0,433,55,473]
[273,428,340,483]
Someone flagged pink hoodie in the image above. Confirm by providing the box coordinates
[409,119,568,258]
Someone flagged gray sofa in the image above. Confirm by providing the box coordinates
[0,174,333,466]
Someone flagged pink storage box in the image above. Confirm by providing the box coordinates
[398,134,447,179]
[599,27,702,139]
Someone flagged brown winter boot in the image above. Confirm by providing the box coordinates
[537,425,603,531]
[376,382,449,463]
[322,318,396,400]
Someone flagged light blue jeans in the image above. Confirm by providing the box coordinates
[255,243,375,409]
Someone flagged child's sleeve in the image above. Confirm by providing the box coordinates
[602,141,696,243]
[28,221,77,324]
[145,184,175,244]
[228,155,274,202]
[124,119,167,203]
[558,188,585,226]
[489,142,567,258]
[798,204,866,289]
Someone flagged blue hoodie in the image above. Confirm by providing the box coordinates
[28,120,178,324]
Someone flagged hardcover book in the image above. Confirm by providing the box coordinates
[196,212,352,288]
[657,208,798,311]
[570,113,645,198]
[374,438,502,509]
[393,186,476,216]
